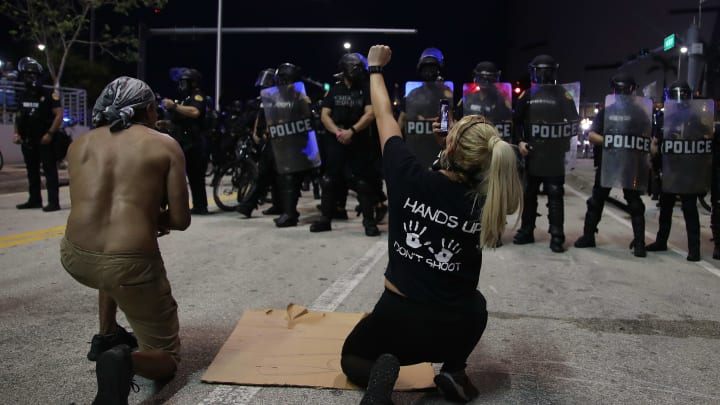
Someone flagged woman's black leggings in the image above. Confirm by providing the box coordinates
[341,289,488,388]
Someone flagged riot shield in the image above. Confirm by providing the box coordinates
[600,94,653,190]
[524,85,580,177]
[404,81,454,168]
[561,82,581,172]
[261,82,321,174]
[661,99,714,194]
[462,82,512,141]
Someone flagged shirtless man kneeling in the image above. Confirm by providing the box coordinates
[60,77,190,405]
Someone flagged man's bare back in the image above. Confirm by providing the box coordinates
[65,124,190,254]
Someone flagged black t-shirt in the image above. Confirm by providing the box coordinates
[383,136,483,309]
[323,82,370,133]
[16,87,61,143]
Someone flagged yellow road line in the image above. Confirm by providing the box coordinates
[0,225,67,243]
[0,192,239,249]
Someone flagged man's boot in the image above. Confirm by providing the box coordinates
[547,188,565,253]
[574,200,602,248]
[685,203,701,262]
[274,188,299,228]
[630,215,647,257]
[513,196,537,245]
[262,187,282,215]
[646,219,670,252]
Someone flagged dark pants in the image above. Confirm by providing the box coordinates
[320,132,383,224]
[582,168,645,242]
[656,193,700,250]
[520,174,565,238]
[341,289,487,388]
[185,146,208,211]
[21,143,59,206]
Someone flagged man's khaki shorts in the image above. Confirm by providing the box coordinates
[60,237,180,363]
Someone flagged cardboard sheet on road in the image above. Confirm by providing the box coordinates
[202,304,436,390]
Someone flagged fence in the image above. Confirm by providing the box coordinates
[0,80,88,127]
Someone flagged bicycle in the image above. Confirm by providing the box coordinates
[211,134,260,212]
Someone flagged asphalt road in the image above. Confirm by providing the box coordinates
[0,158,718,405]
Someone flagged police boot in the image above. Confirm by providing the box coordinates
[549,225,566,253]
[514,182,539,244]
[310,187,335,233]
[685,207,701,262]
[358,198,380,237]
[713,227,720,260]
[513,202,537,245]
[262,187,282,215]
[646,221,670,252]
[547,193,565,253]
[574,201,602,248]
[274,189,299,228]
[629,215,647,257]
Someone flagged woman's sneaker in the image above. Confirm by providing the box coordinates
[360,353,400,405]
[87,326,138,361]
[434,369,479,402]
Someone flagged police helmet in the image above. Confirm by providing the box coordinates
[609,72,636,95]
[255,68,276,89]
[528,54,558,85]
[338,53,368,81]
[417,47,444,69]
[665,81,692,101]
[18,57,43,75]
[179,68,202,85]
[472,61,500,85]
[275,63,301,86]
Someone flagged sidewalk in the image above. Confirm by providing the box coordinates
[0,163,70,195]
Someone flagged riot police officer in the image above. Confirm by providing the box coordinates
[12,57,64,212]
[237,68,278,217]
[712,118,720,259]
[265,63,316,227]
[574,73,651,257]
[310,52,381,236]
[397,47,454,168]
[646,82,713,261]
[162,68,209,215]
[512,55,580,253]
[459,61,513,140]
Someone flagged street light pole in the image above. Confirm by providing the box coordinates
[215,0,223,111]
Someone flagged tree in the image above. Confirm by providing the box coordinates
[0,0,167,88]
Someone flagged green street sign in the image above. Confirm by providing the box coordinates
[664,34,675,51]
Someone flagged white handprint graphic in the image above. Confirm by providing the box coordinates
[428,238,462,263]
[403,220,431,249]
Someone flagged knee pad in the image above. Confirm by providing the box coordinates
[320,175,336,190]
[545,182,564,199]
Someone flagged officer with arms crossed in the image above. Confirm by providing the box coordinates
[311,52,381,236]
[341,45,523,405]
[13,57,63,212]
[61,77,190,404]
[161,68,209,215]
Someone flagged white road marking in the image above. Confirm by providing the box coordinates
[197,240,388,404]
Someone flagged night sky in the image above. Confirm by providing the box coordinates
[1,0,717,107]
[141,0,510,105]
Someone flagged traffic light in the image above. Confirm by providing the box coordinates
[639,48,650,56]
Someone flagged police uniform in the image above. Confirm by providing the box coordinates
[711,122,720,259]
[16,86,61,210]
[512,84,579,253]
[169,91,208,214]
[312,79,383,235]
[647,105,711,261]
[574,102,650,257]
